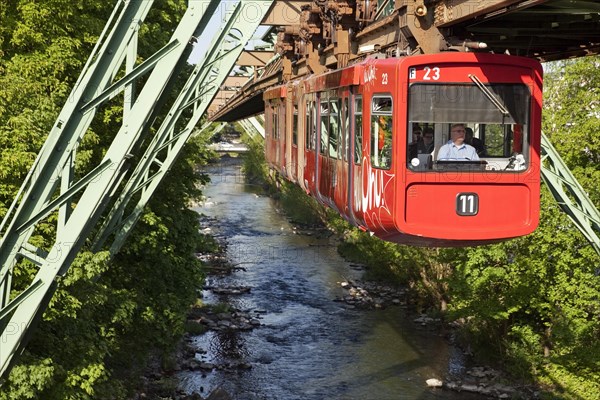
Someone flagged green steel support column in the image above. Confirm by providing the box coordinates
[247,116,266,138]
[238,119,257,139]
[236,116,265,146]
[93,0,275,254]
[207,122,227,139]
[541,133,600,255]
[0,0,219,380]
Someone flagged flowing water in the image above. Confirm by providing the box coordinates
[177,157,483,400]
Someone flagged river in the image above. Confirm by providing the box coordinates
[177,157,484,400]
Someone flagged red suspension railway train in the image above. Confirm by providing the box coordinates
[263,53,543,246]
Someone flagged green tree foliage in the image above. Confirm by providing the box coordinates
[446,57,600,398]
[0,1,211,398]
[544,58,600,199]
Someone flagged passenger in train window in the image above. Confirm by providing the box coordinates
[378,116,388,150]
[408,125,422,160]
[465,127,486,156]
[373,115,392,168]
[437,123,480,161]
[418,127,435,154]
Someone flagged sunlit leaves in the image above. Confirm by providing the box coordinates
[0,359,55,400]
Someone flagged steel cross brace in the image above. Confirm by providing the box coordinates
[93,0,275,254]
[541,133,600,256]
[0,0,226,380]
[239,117,266,140]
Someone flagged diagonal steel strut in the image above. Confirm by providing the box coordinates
[541,133,600,255]
[0,0,257,380]
[93,1,275,254]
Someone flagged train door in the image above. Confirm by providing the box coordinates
[316,91,331,206]
[277,99,285,172]
[289,85,299,183]
[297,91,307,192]
[263,86,285,170]
[292,84,305,187]
[318,90,343,210]
[302,92,318,196]
[347,89,364,227]
[357,92,396,232]
[265,99,278,168]
[282,86,298,183]
[333,90,350,218]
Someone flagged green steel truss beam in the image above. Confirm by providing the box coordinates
[93,0,274,254]
[0,0,257,380]
[541,133,600,255]
[0,1,156,377]
[238,116,265,140]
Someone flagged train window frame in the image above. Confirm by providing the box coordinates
[354,95,363,165]
[407,83,532,173]
[272,101,279,139]
[329,97,340,159]
[293,103,298,146]
[370,95,393,170]
[320,95,329,156]
[305,96,316,151]
[265,101,272,137]
[343,97,349,162]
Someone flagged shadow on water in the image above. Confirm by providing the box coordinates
[178,157,485,400]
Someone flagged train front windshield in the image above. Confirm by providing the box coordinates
[407,83,532,172]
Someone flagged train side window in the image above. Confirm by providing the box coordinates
[293,104,298,146]
[371,96,393,169]
[329,98,340,158]
[482,124,511,157]
[354,96,363,165]
[320,98,329,156]
[265,103,271,137]
[273,102,278,139]
[305,100,310,149]
[306,99,316,150]
[343,97,349,162]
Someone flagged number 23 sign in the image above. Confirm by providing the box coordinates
[409,66,441,80]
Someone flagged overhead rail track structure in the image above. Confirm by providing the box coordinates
[207,0,600,252]
[210,0,600,122]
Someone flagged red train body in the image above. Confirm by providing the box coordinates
[264,53,543,246]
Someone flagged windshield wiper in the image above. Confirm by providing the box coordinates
[468,74,510,116]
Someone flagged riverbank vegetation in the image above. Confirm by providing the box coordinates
[242,57,600,399]
[0,1,212,398]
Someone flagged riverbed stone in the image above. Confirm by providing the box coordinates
[426,378,443,387]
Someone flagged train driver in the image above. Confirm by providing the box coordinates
[437,123,480,161]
